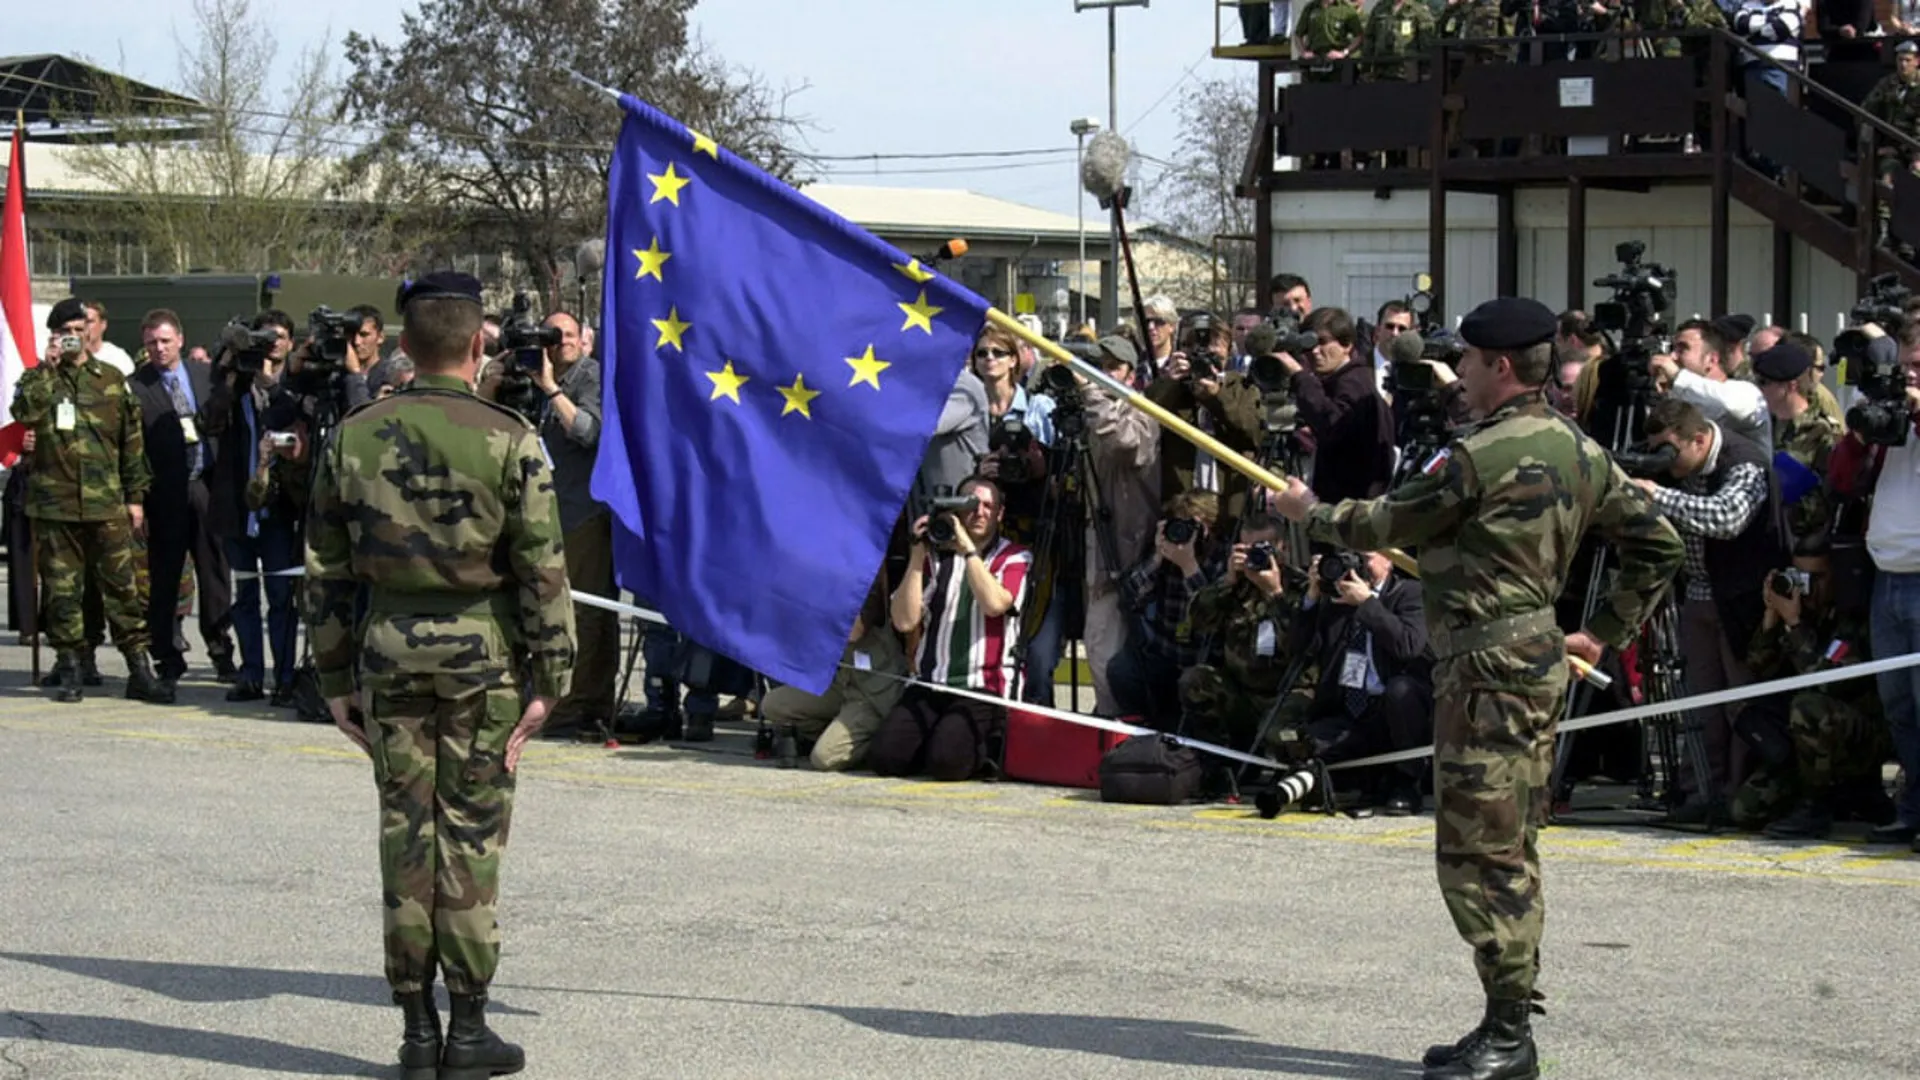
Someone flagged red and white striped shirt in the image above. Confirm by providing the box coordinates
[915,536,1033,695]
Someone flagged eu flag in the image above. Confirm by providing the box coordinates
[592,94,990,695]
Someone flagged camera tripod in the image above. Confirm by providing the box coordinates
[1547,377,1717,827]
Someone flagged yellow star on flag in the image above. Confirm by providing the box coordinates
[778,373,821,418]
[652,307,691,351]
[898,290,943,335]
[633,237,671,282]
[648,162,691,205]
[706,360,748,404]
[845,344,891,390]
[690,128,719,158]
[893,258,935,284]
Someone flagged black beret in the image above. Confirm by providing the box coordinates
[1712,313,1757,342]
[1751,341,1813,382]
[397,272,484,312]
[1458,297,1558,351]
[46,297,87,331]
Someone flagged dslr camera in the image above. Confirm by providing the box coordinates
[1317,550,1366,591]
[1245,540,1278,572]
[1835,275,1914,447]
[923,491,980,547]
[1178,312,1227,381]
[988,413,1036,485]
[1162,516,1203,547]
[1769,567,1811,599]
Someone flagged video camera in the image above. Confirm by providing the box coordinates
[1835,274,1914,447]
[1612,440,1679,479]
[924,491,981,547]
[282,306,361,404]
[493,292,564,419]
[989,413,1037,484]
[219,318,281,376]
[1247,310,1319,392]
[1592,241,1676,388]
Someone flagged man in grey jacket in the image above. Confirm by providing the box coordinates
[1080,336,1161,714]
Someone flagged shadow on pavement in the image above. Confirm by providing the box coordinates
[0,1012,387,1077]
[493,984,1420,1077]
[0,953,537,1016]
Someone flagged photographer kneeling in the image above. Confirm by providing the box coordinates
[871,477,1033,781]
[1177,513,1311,752]
[1110,491,1225,728]
[1292,550,1434,814]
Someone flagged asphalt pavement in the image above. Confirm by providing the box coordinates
[2,638,1916,1080]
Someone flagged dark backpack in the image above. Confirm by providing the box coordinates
[1099,733,1202,806]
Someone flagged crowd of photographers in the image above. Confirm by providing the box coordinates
[8,259,1919,846]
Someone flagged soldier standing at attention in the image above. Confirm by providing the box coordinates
[305,272,575,1080]
[11,297,160,703]
[1275,297,1683,1080]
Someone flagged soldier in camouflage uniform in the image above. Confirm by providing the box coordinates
[1751,342,1840,547]
[1729,549,1894,837]
[1179,514,1314,752]
[1864,42,1920,251]
[1276,297,1683,1080]
[1362,0,1438,82]
[1295,0,1365,82]
[10,298,160,704]
[305,272,575,1080]
[1438,0,1508,44]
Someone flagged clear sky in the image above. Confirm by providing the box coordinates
[17,0,1242,218]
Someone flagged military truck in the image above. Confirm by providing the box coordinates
[67,272,403,357]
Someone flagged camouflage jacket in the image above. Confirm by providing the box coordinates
[1439,0,1509,39]
[1863,73,1920,139]
[304,373,576,700]
[1775,406,1840,543]
[1188,575,1310,694]
[1363,0,1439,66]
[1745,606,1879,719]
[10,355,150,522]
[1306,392,1684,692]
[1297,0,1365,57]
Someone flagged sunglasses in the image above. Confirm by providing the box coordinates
[1147,318,1170,328]
[973,347,1014,360]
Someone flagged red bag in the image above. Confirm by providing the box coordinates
[1001,707,1132,789]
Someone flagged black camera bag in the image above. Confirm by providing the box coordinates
[1099,733,1202,805]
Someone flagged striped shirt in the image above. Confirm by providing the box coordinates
[914,536,1033,695]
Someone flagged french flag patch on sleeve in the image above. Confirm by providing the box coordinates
[1421,448,1451,477]
[1825,639,1852,663]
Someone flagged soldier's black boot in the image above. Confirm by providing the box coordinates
[124,652,160,703]
[41,652,76,692]
[1423,998,1538,1080]
[1424,990,1542,1068]
[51,651,83,704]
[79,649,103,686]
[395,987,440,1080]
[1765,797,1834,839]
[441,991,524,1079]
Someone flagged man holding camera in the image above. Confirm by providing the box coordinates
[131,308,235,699]
[1264,306,1397,504]
[1650,318,1772,454]
[307,272,574,1077]
[204,310,307,705]
[1634,397,1789,818]
[1829,320,1920,848]
[873,476,1032,781]
[1178,513,1310,751]
[1145,315,1263,515]
[1113,491,1224,726]
[1082,335,1163,715]
[1292,549,1434,814]
[11,298,160,703]
[1275,296,1683,1080]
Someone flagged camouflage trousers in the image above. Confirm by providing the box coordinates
[1178,663,1310,753]
[367,678,521,996]
[1731,691,1894,827]
[1434,671,1563,1003]
[33,516,148,653]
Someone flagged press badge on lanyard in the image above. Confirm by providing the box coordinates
[56,401,77,432]
[1340,650,1370,690]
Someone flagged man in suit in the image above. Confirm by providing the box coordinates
[1290,549,1434,813]
[133,309,235,700]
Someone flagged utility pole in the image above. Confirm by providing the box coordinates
[1075,0,1148,332]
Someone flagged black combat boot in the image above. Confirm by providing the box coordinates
[78,649,103,686]
[1423,998,1538,1079]
[41,652,75,691]
[441,991,525,1079]
[51,651,83,704]
[124,652,161,703]
[395,987,441,1080]
[1764,797,1834,840]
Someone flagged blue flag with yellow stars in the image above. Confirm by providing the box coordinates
[592,94,989,696]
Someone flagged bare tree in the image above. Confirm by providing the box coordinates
[341,0,809,308]
[59,0,409,275]
[1141,72,1259,313]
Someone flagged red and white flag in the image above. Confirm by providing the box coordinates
[0,121,37,467]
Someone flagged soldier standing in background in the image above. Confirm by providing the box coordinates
[1361,0,1437,82]
[1865,41,1920,254]
[10,298,160,704]
[1276,297,1683,1080]
[305,272,575,1080]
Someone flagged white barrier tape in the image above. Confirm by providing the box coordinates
[232,568,308,581]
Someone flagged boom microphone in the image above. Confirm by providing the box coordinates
[1080,130,1132,209]
[1387,330,1426,368]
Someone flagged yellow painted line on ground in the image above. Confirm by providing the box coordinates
[1765,845,1853,864]
[1540,837,1625,849]
[1657,837,1744,857]
[1839,851,1916,870]
[883,782,1001,800]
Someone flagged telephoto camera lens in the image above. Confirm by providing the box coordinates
[1256,768,1318,819]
